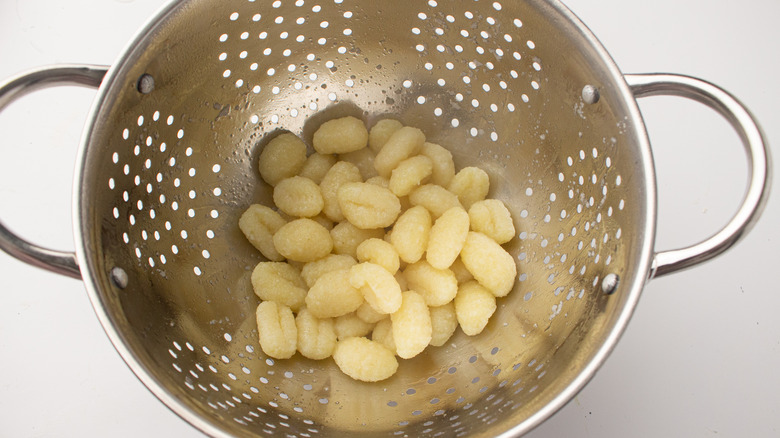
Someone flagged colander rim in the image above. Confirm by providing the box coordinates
[71,0,656,437]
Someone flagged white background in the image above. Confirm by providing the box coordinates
[0,0,778,437]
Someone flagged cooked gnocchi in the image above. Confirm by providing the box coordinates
[305,268,364,318]
[295,308,337,360]
[333,337,398,382]
[312,116,369,154]
[426,206,470,270]
[273,176,324,218]
[256,301,297,359]
[390,205,431,264]
[239,204,286,262]
[242,116,519,382]
[391,291,432,359]
[258,133,308,186]
[273,218,333,262]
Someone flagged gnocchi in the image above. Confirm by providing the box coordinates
[356,238,400,274]
[421,142,455,187]
[238,204,286,261]
[305,269,364,318]
[448,166,490,209]
[258,133,308,186]
[468,199,516,244]
[373,126,425,178]
[408,184,462,218]
[256,301,297,359]
[241,116,520,382]
[296,308,337,360]
[388,155,433,197]
[313,116,369,154]
[330,222,384,259]
[320,161,362,222]
[429,302,458,347]
[299,152,336,184]
[460,232,517,297]
[300,254,357,288]
[337,182,401,229]
[404,260,458,307]
[273,218,333,262]
[349,262,403,315]
[333,337,398,382]
[390,205,431,264]
[426,206,470,270]
[368,118,403,153]
[335,312,375,340]
[371,318,396,354]
[391,291,432,359]
[454,281,497,336]
[251,262,307,311]
[273,176,324,218]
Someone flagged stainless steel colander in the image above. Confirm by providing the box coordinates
[0,0,770,437]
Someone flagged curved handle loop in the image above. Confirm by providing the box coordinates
[0,64,109,279]
[626,73,772,279]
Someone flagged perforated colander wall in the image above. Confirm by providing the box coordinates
[81,0,648,436]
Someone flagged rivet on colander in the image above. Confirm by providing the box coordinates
[582,84,600,104]
[601,273,619,295]
[110,266,129,289]
[137,73,155,94]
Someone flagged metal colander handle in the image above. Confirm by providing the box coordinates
[627,73,772,279]
[0,64,108,279]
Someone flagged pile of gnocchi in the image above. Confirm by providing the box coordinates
[239,116,517,382]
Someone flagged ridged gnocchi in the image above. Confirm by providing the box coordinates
[243,116,519,382]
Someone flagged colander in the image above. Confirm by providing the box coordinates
[0,0,770,437]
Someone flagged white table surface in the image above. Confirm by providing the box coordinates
[1,1,778,437]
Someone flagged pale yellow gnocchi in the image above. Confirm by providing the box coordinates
[408,184,462,218]
[371,318,396,354]
[337,182,401,229]
[460,231,517,297]
[339,147,378,180]
[390,205,431,264]
[299,152,336,184]
[273,218,333,262]
[448,166,490,209]
[454,280,497,336]
[404,260,458,307]
[295,308,337,360]
[373,126,425,178]
[320,161,362,222]
[356,302,388,324]
[368,118,403,153]
[238,204,286,262]
[258,133,308,186]
[468,199,516,244]
[356,238,400,275]
[251,262,307,311]
[335,312,375,340]
[429,302,458,347]
[391,291,432,359]
[243,115,520,383]
[426,206,470,270]
[300,254,357,288]
[330,222,385,259]
[273,176,324,218]
[256,301,297,359]
[313,116,369,154]
[349,262,403,315]
[388,155,433,197]
[305,269,364,318]
[421,142,455,187]
[333,337,398,382]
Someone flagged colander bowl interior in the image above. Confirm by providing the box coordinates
[75,0,654,436]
